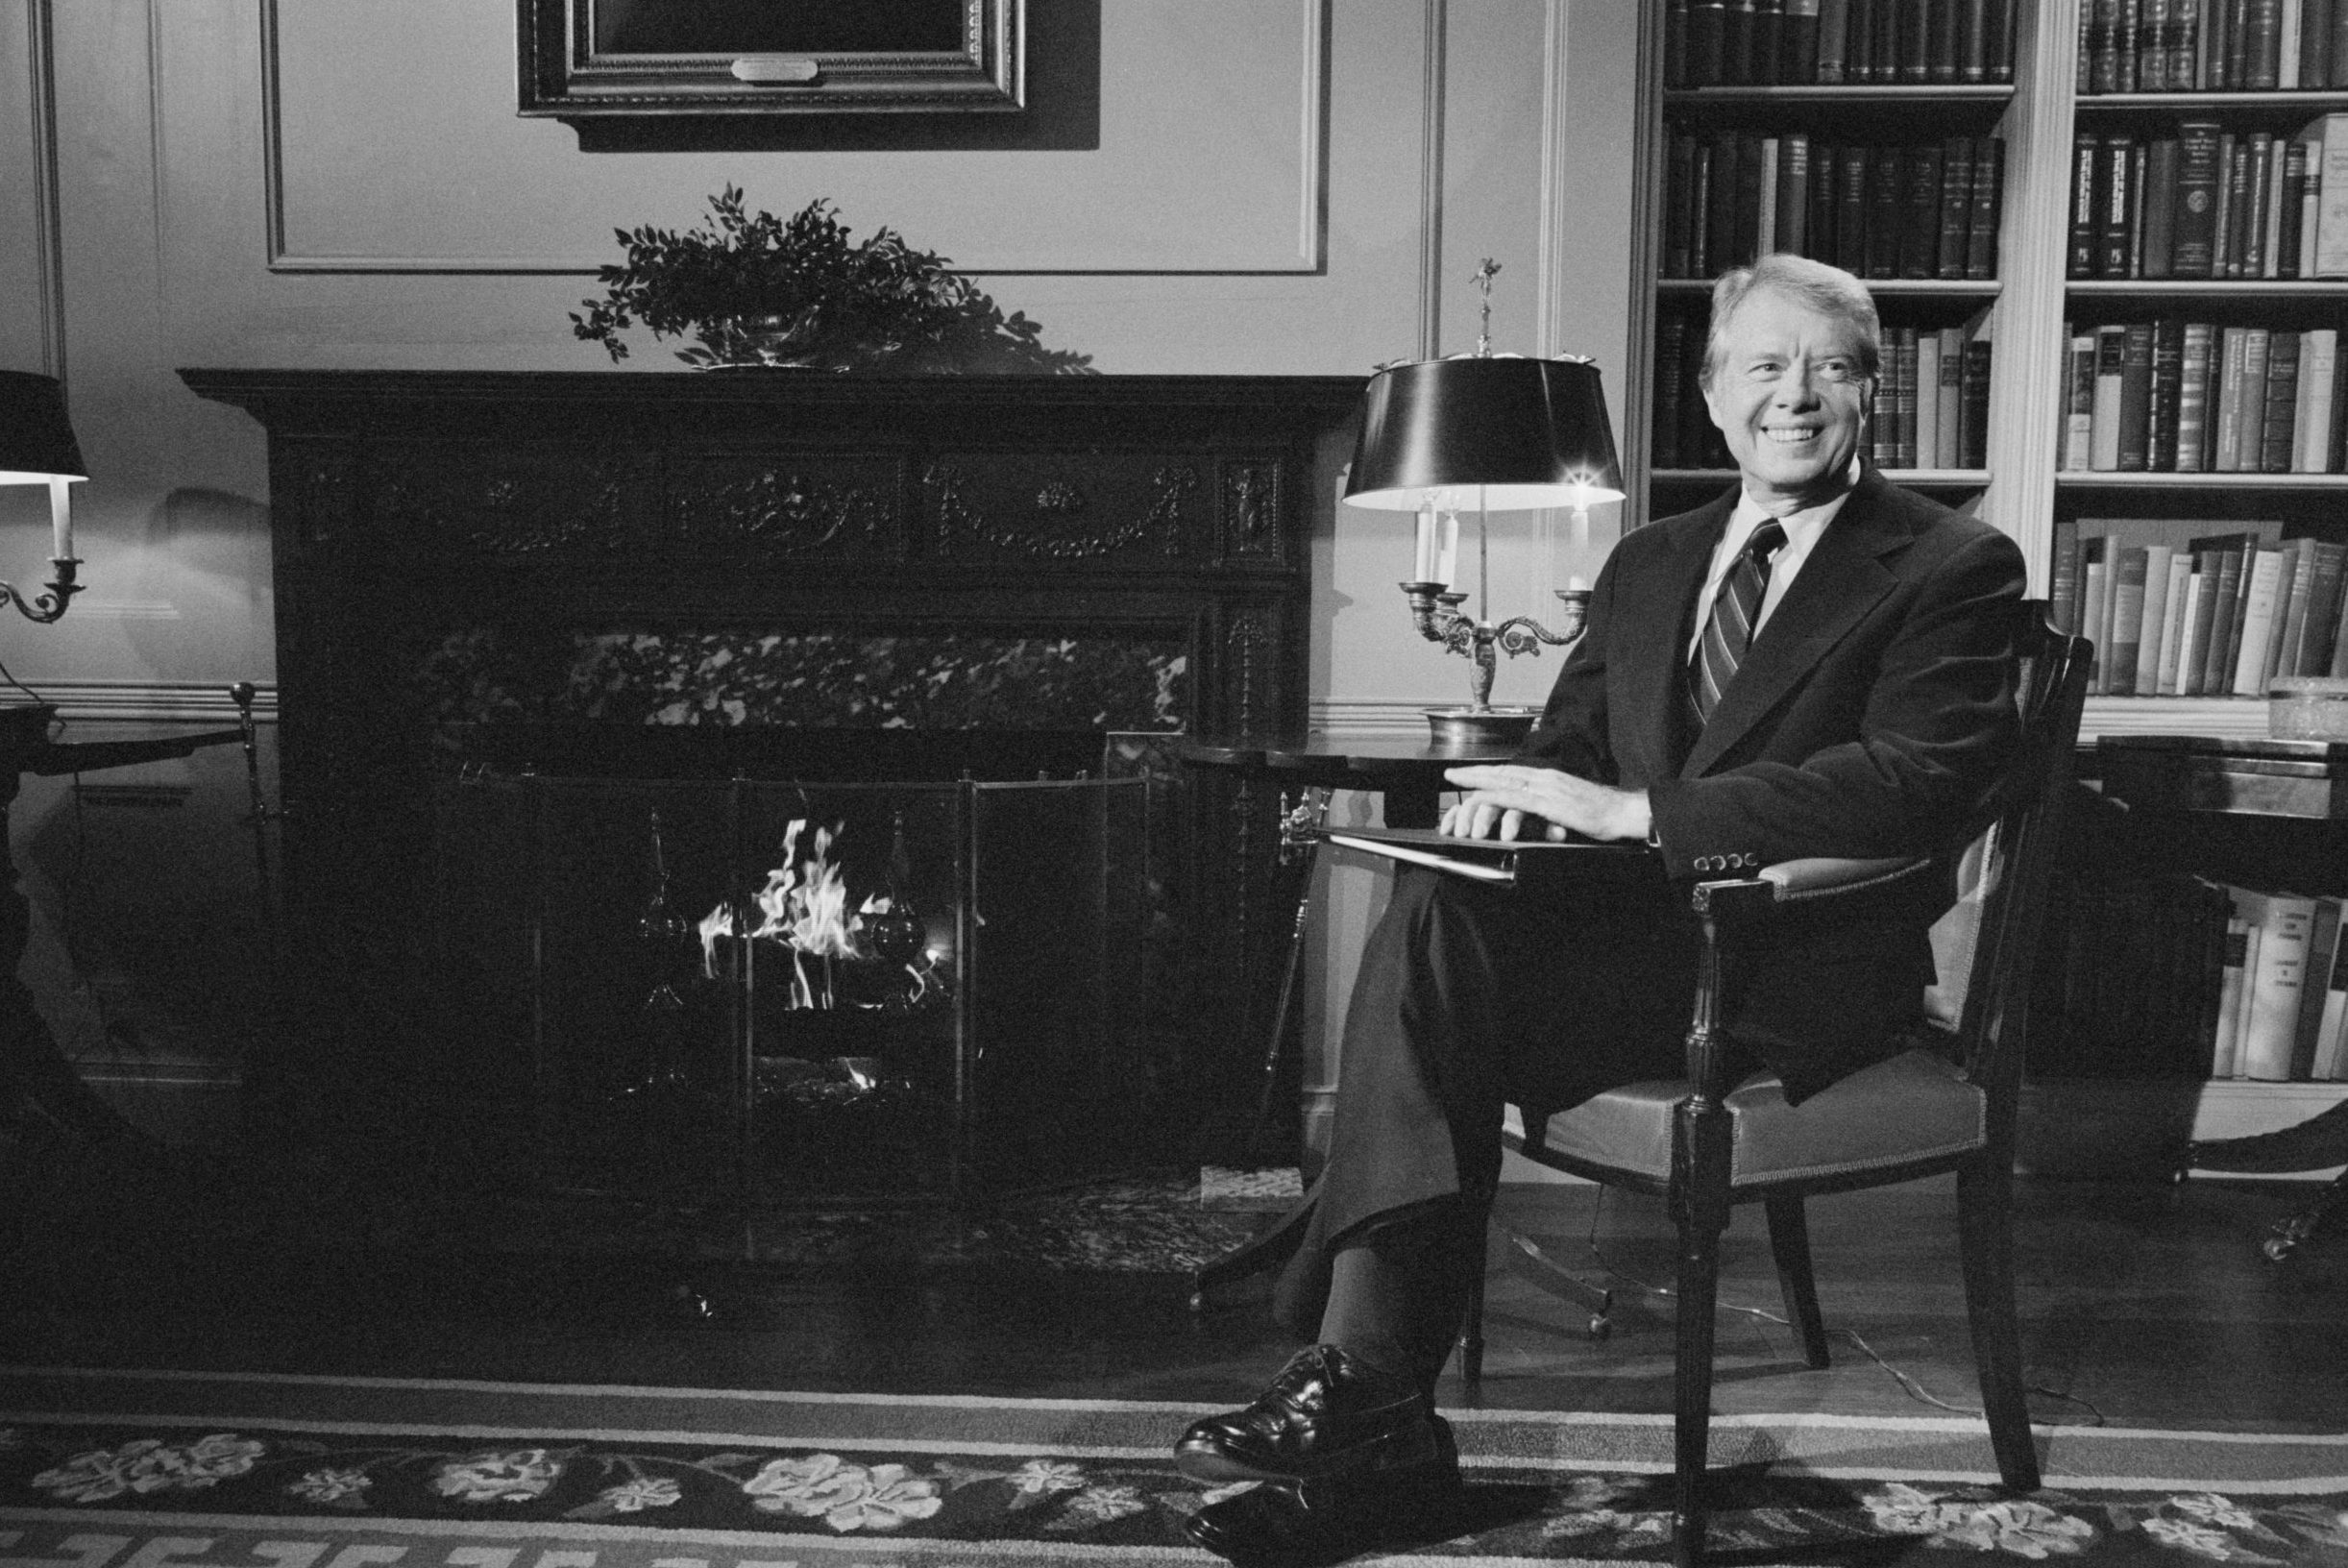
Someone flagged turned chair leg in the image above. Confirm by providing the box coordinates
[1764,1191,1831,1369]
[1957,1157,2042,1492]
[1670,1196,1727,1568]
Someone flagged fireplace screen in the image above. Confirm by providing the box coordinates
[432,772,1156,1204]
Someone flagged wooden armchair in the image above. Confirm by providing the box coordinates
[1480,602,2091,1566]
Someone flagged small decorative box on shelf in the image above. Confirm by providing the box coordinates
[2098,734,2348,819]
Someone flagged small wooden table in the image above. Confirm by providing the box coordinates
[1174,731,1521,1164]
[2096,734,2348,1260]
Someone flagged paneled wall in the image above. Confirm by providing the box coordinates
[0,0,1643,1144]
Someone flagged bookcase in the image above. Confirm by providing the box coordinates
[1635,0,2348,1166]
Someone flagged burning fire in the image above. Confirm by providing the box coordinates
[697,819,927,1009]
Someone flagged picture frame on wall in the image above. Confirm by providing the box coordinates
[517,0,1023,123]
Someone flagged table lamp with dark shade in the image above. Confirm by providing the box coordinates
[0,370,86,625]
[1343,352,1625,747]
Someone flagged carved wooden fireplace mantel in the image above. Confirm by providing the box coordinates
[182,369,1362,1177]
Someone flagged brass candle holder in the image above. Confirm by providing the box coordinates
[1400,582,1592,747]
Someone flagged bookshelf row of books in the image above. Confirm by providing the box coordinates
[1665,0,2018,89]
[2068,117,2348,281]
[1652,312,1990,469]
[2048,522,2348,695]
[2082,0,2348,95]
[2034,870,2348,1083]
[2061,322,2348,474]
[1663,133,2006,280]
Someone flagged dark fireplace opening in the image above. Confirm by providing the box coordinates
[433,764,1165,1206]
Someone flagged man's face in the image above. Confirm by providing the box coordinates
[1700,288,1872,511]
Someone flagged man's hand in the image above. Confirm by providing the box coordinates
[1439,765,1653,843]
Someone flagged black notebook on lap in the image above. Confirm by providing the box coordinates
[1321,827,1657,888]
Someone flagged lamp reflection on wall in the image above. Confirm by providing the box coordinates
[1341,266,1624,747]
[0,372,86,624]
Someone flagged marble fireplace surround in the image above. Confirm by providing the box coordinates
[181,369,1362,1160]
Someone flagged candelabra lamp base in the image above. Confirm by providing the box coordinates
[1424,705,1541,749]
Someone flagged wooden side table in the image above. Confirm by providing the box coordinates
[2096,734,2348,1260]
[1175,732,1520,1164]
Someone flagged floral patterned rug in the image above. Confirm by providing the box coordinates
[4,1367,2346,1565]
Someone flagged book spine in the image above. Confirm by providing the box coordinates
[2150,315,2187,469]
[2170,120,2223,279]
[1939,134,1974,279]
[2091,324,2128,469]
[2101,133,2138,277]
[1916,331,1943,467]
[1776,132,1811,256]
[2213,327,2249,470]
[2221,135,2252,278]
[2262,328,2303,472]
[2246,0,2286,86]
[2091,0,2127,88]
[1966,135,2003,280]
[2297,327,2338,470]
[1817,0,1849,80]
[1705,131,1741,277]
[2142,0,2176,83]
[2160,0,2197,83]
[1724,0,1758,83]
[2050,518,2083,632]
[2176,320,2216,470]
[2065,331,2098,470]
[2233,542,2287,694]
[1865,143,1903,277]
[1959,338,1991,467]
[1899,144,1940,279]
[1751,0,1786,82]
[2165,557,2204,692]
[2070,131,2103,277]
[1959,0,1992,80]
[1836,143,1870,273]
[1783,0,1822,80]
[2185,551,2221,692]
[2117,321,2158,470]
[2205,545,2246,693]
[1808,142,1839,264]
[1894,326,1920,467]
[2141,136,2180,278]
[1653,315,1687,469]
[2109,544,2149,694]
[2241,894,2313,1080]
[1938,326,1966,463]
[2137,543,2177,693]
[1688,0,1729,83]
[2244,132,2275,279]
[2278,136,2310,280]
[2316,116,2348,276]
[2238,326,2274,472]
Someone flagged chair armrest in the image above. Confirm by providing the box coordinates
[1755,854,1934,901]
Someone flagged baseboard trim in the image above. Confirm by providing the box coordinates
[22,680,277,724]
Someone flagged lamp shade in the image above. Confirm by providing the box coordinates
[0,371,86,484]
[1344,355,1624,512]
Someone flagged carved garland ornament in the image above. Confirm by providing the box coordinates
[924,463,1194,558]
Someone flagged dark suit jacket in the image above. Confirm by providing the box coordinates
[1515,466,2027,1093]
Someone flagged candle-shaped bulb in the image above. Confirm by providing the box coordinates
[48,477,72,563]
[1412,502,1435,582]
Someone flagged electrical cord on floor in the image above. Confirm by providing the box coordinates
[1574,1187,2110,1428]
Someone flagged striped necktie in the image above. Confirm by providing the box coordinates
[1690,520,1787,723]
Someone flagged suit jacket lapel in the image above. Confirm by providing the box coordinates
[1620,489,1736,781]
[1679,472,1907,777]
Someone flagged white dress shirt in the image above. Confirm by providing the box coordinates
[1683,459,1864,663]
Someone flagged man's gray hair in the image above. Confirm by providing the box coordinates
[1700,255,1882,389]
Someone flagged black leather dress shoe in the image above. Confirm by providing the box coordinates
[1182,1417,1461,1566]
[1174,1344,1437,1484]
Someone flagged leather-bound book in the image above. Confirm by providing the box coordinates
[1939,135,1975,280]
[1781,0,1822,80]
[1966,135,2004,280]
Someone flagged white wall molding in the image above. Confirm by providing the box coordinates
[31,679,276,723]
[1309,698,1445,738]
[27,0,67,378]
[257,0,1332,279]
[1415,0,1447,359]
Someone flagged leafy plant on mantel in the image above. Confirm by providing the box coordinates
[571,187,1092,374]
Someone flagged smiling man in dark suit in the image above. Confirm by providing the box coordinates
[1175,254,2027,1562]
